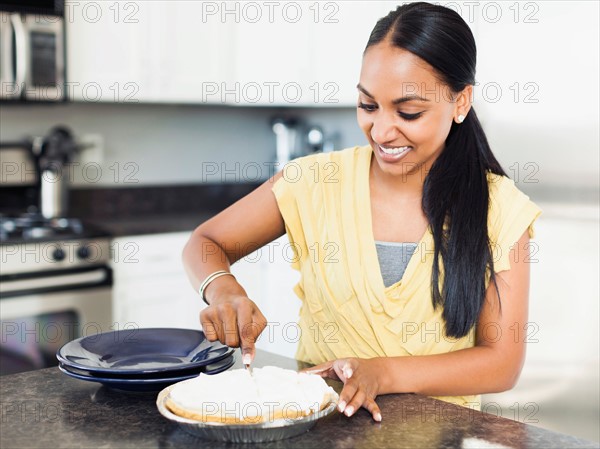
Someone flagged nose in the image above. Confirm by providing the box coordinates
[370,112,400,144]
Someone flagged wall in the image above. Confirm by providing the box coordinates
[0,103,368,187]
[472,1,599,190]
[1,100,597,197]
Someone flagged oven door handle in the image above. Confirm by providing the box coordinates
[0,267,112,298]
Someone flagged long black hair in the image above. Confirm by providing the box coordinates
[365,2,507,338]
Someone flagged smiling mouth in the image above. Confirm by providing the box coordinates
[378,145,412,155]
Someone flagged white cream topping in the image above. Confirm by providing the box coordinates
[169,366,336,422]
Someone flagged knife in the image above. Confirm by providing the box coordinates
[242,350,253,376]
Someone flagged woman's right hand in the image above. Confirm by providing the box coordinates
[199,294,267,365]
[183,172,286,365]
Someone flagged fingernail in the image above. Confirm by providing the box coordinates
[338,401,346,412]
[344,406,354,417]
[374,412,382,422]
[242,354,252,365]
[345,368,353,379]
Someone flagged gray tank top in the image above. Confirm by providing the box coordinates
[375,241,418,287]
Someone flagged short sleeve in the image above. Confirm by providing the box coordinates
[487,173,543,273]
[271,159,311,272]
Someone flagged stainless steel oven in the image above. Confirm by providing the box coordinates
[0,141,113,375]
[0,238,113,375]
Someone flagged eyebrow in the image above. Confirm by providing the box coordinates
[356,84,430,104]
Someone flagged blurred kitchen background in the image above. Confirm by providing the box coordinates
[0,1,598,442]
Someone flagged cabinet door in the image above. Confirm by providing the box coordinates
[229,236,301,358]
[111,232,202,329]
[66,1,153,103]
[114,274,201,329]
[67,1,227,103]
[257,236,302,358]
[111,232,191,280]
[309,2,390,106]
[149,2,233,103]
[228,2,388,106]
[229,10,312,106]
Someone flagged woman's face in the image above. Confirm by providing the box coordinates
[357,42,470,181]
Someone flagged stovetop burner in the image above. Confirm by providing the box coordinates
[0,213,107,243]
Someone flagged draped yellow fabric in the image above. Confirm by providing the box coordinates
[271,145,543,409]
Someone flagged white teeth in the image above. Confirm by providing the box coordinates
[379,145,411,155]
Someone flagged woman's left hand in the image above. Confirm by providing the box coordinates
[302,358,384,422]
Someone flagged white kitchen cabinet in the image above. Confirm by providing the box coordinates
[111,232,203,330]
[66,1,390,106]
[229,17,311,105]
[230,235,302,358]
[67,1,230,103]
[227,2,389,106]
[309,2,391,106]
[67,1,151,102]
[145,3,234,104]
[110,231,300,358]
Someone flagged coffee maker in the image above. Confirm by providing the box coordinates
[271,117,339,168]
[36,126,81,219]
[0,125,83,219]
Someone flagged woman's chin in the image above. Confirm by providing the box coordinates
[373,155,425,180]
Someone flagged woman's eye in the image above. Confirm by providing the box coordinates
[358,103,424,121]
[358,102,377,112]
[399,112,423,121]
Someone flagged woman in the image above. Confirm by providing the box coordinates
[183,2,542,422]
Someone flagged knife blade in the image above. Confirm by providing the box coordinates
[242,350,253,376]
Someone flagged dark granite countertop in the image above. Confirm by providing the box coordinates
[70,183,261,237]
[1,350,598,449]
[88,212,214,237]
[65,181,598,239]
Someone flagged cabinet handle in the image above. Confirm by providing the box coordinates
[10,14,27,96]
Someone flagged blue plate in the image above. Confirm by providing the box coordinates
[58,356,236,392]
[57,328,234,375]
[59,353,235,379]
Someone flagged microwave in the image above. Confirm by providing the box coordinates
[0,11,65,102]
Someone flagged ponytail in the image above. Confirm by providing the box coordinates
[424,108,506,338]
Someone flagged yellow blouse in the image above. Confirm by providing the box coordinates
[272,145,543,408]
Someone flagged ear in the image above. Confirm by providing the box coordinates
[454,85,473,122]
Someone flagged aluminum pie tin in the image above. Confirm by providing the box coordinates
[156,384,339,443]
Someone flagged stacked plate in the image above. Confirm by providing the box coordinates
[56,328,235,392]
